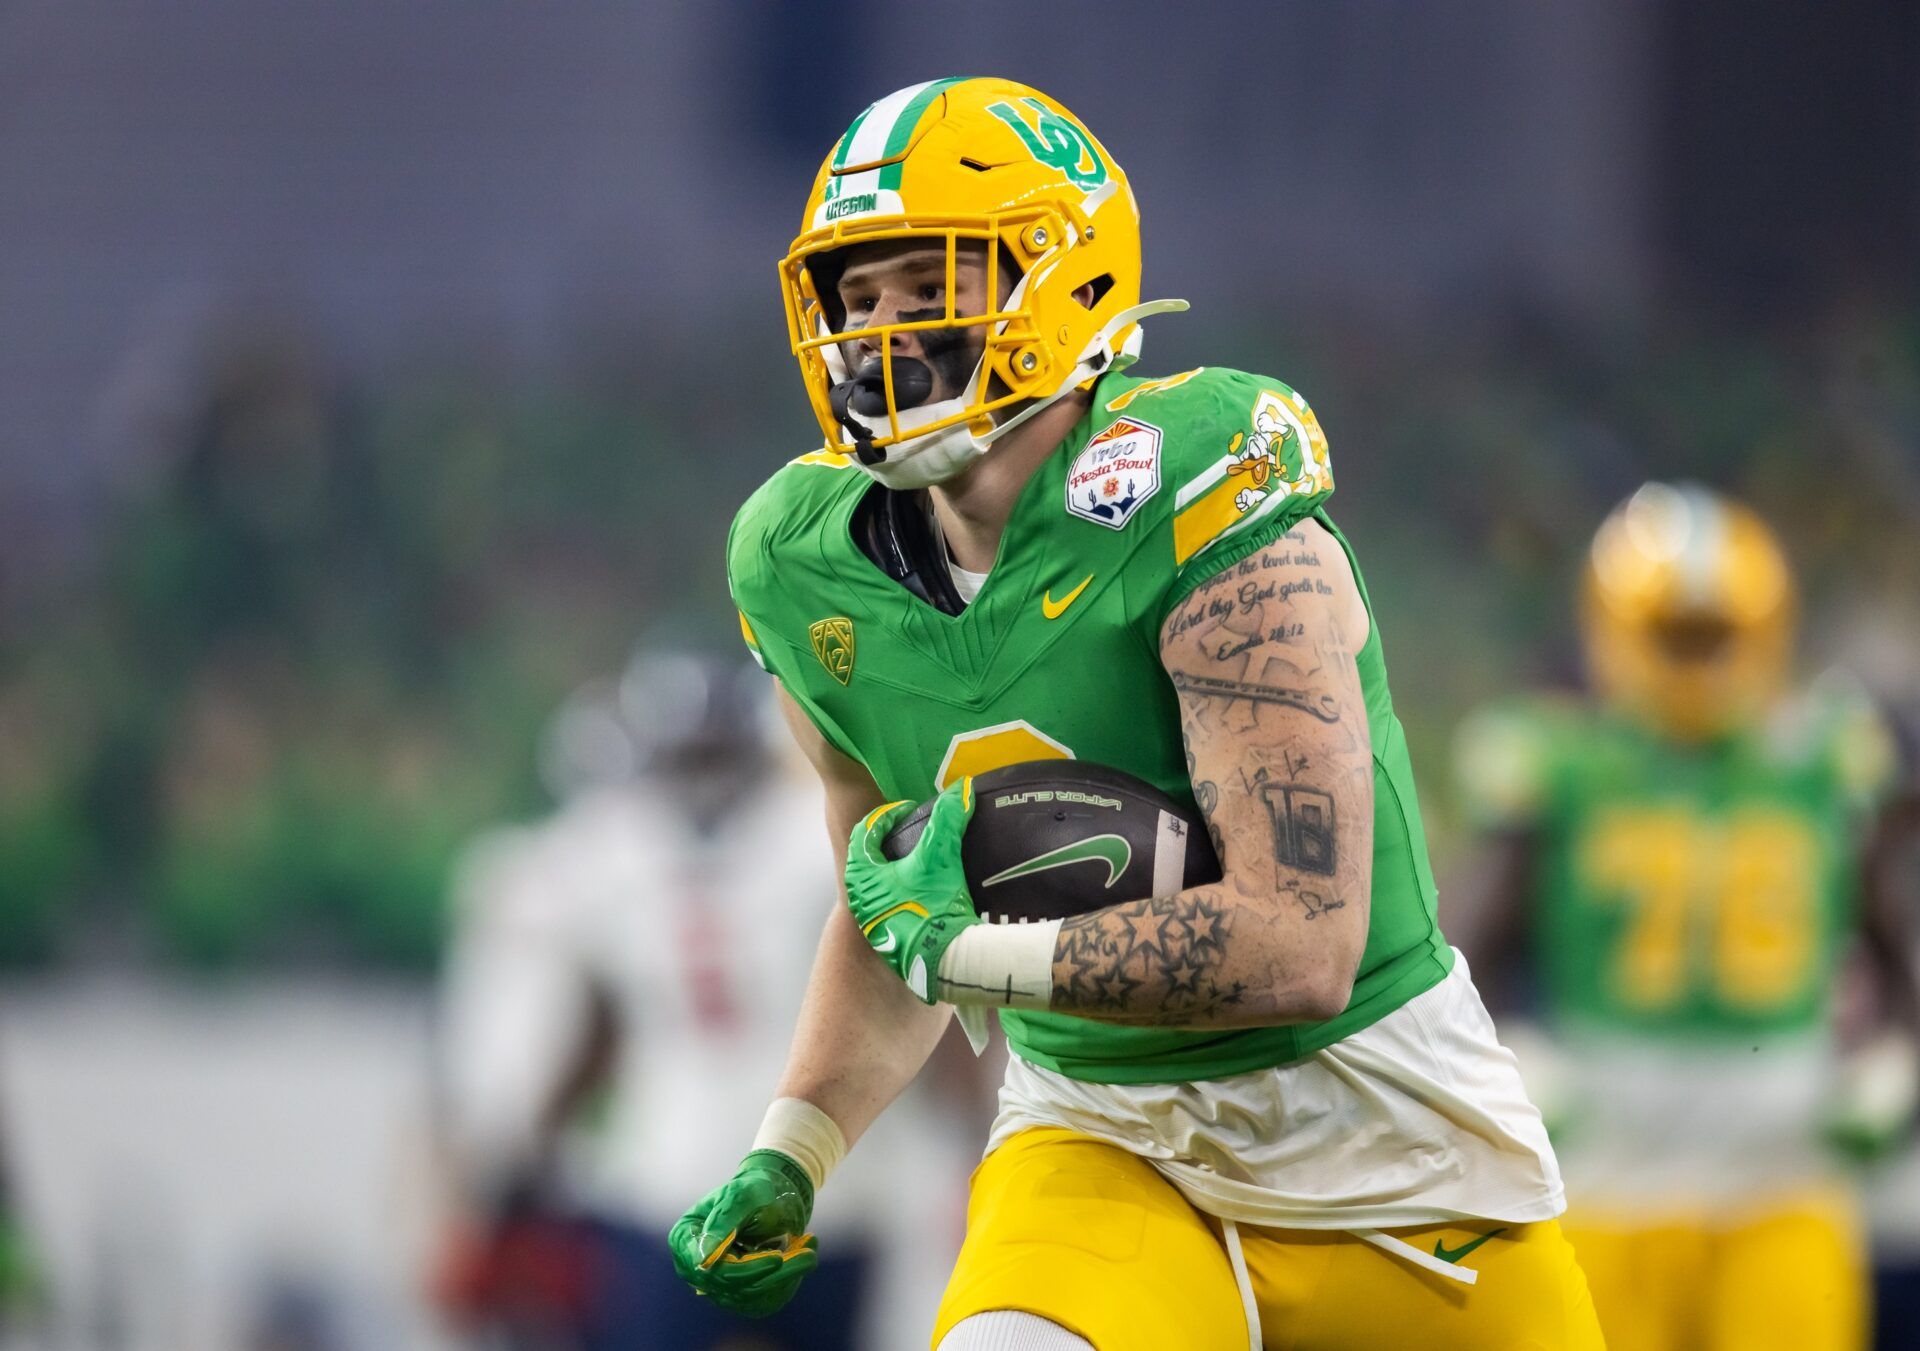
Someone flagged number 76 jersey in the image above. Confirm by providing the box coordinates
[1455,685,1899,1037]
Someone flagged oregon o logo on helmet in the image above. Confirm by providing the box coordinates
[986,98,1109,192]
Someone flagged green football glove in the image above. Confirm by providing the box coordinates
[668,1150,818,1318]
[845,779,980,1003]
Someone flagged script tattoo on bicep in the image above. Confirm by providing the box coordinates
[1163,525,1371,928]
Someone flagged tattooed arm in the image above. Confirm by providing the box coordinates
[1049,519,1375,1027]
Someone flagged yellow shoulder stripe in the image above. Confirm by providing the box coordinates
[1173,475,1259,566]
[1172,389,1334,567]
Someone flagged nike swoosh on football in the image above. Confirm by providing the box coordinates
[1432,1227,1507,1265]
[981,834,1132,890]
[1041,574,1094,619]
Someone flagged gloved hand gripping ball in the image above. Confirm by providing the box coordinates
[844,779,981,1002]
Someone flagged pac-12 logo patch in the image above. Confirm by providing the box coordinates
[1066,417,1162,530]
[809,616,856,684]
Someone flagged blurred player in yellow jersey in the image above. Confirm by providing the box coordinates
[1454,483,1920,1351]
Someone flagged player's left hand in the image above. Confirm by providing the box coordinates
[844,778,980,1003]
[668,1150,819,1318]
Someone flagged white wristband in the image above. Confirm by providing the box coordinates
[752,1097,847,1193]
[937,919,1061,1011]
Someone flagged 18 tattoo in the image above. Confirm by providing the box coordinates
[1049,523,1374,1027]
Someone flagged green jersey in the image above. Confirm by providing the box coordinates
[1455,686,1898,1039]
[729,366,1453,1084]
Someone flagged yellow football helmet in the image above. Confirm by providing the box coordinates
[779,77,1185,486]
[1582,483,1796,740]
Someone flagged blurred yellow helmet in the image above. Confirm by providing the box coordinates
[1582,483,1796,740]
[778,77,1186,487]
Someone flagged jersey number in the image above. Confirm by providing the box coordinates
[1580,806,1820,1012]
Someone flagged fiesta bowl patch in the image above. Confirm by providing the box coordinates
[1066,417,1162,529]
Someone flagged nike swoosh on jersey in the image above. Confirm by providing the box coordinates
[981,834,1132,890]
[1432,1227,1507,1265]
[1041,574,1094,619]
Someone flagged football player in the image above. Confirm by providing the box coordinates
[670,79,1603,1349]
[436,653,974,1349]
[1452,483,1920,1351]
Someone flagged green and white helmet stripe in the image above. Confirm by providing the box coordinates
[816,77,971,227]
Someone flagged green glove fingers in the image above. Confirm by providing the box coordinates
[920,780,975,867]
[692,1233,820,1320]
[669,1150,818,1317]
[844,778,980,1003]
[849,798,917,869]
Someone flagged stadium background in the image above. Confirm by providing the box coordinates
[0,1,1916,1347]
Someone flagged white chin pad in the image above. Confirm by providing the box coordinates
[841,353,989,489]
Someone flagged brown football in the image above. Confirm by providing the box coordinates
[881,760,1222,922]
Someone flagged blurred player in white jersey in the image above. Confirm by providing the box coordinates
[433,652,979,1350]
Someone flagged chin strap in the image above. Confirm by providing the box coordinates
[1086,298,1192,374]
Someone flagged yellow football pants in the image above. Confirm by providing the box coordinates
[1561,1192,1865,1351]
[932,1128,1606,1351]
